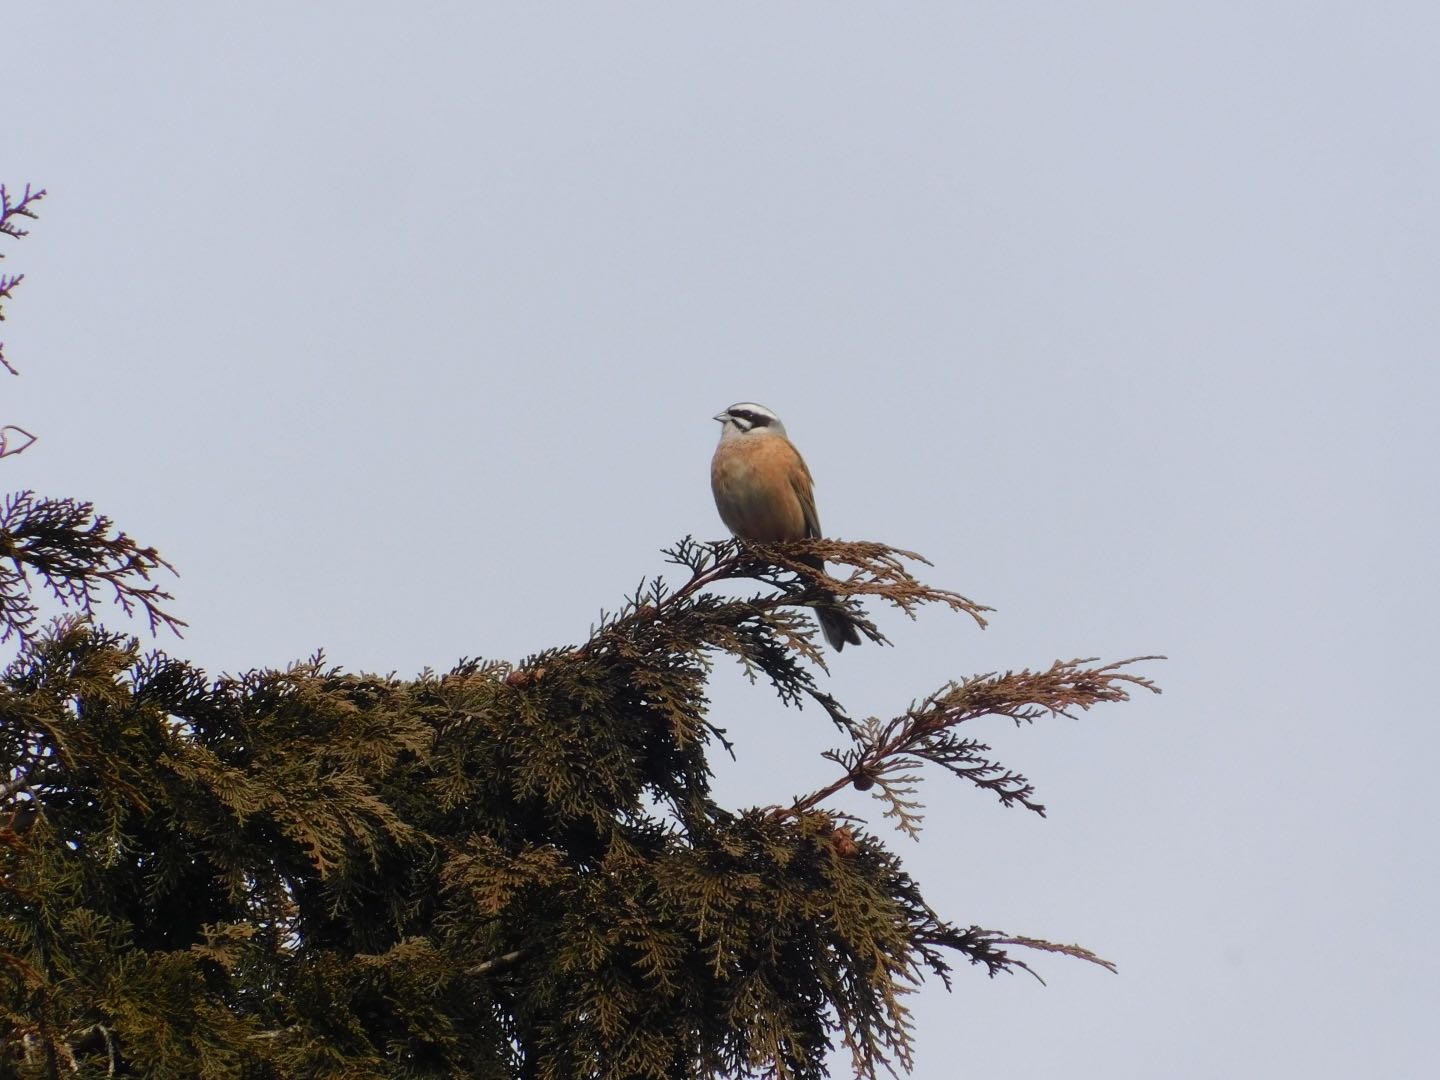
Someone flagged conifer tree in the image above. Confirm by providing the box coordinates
[1,189,1160,1079]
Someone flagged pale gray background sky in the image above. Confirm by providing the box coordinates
[6,4,1436,1077]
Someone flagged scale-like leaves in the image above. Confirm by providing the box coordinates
[1,532,1159,1077]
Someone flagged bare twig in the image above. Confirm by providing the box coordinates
[0,768,35,802]
[0,184,46,240]
[246,1025,300,1042]
[0,183,46,383]
[468,948,526,977]
[0,427,37,457]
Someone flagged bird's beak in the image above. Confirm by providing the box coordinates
[713,412,729,423]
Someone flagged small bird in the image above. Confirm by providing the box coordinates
[711,402,863,650]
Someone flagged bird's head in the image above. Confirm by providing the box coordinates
[714,402,786,440]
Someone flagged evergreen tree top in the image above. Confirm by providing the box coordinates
[2,525,1158,1078]
[1,186,1160,1078]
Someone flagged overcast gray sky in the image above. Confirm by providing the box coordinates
[6,5,1436,1077]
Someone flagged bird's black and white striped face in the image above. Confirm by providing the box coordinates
[713,402,787,441]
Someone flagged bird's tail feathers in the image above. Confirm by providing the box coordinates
[816,602,863,652]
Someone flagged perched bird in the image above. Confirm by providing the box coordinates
[710,402,863,650]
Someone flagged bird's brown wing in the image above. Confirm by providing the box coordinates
[784,445,830,578]
[787,445,823,540]
[786,444,861,649]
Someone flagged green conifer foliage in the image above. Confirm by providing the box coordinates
[1,533,1159,1079]
[1,185,1161,1078]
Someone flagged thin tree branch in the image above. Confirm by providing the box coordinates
[0,427,37,457]
[791,656,1165,827]
[468,949,527,977]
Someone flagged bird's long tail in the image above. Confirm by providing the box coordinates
[816,603,863,651]
[799,553,863,651]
